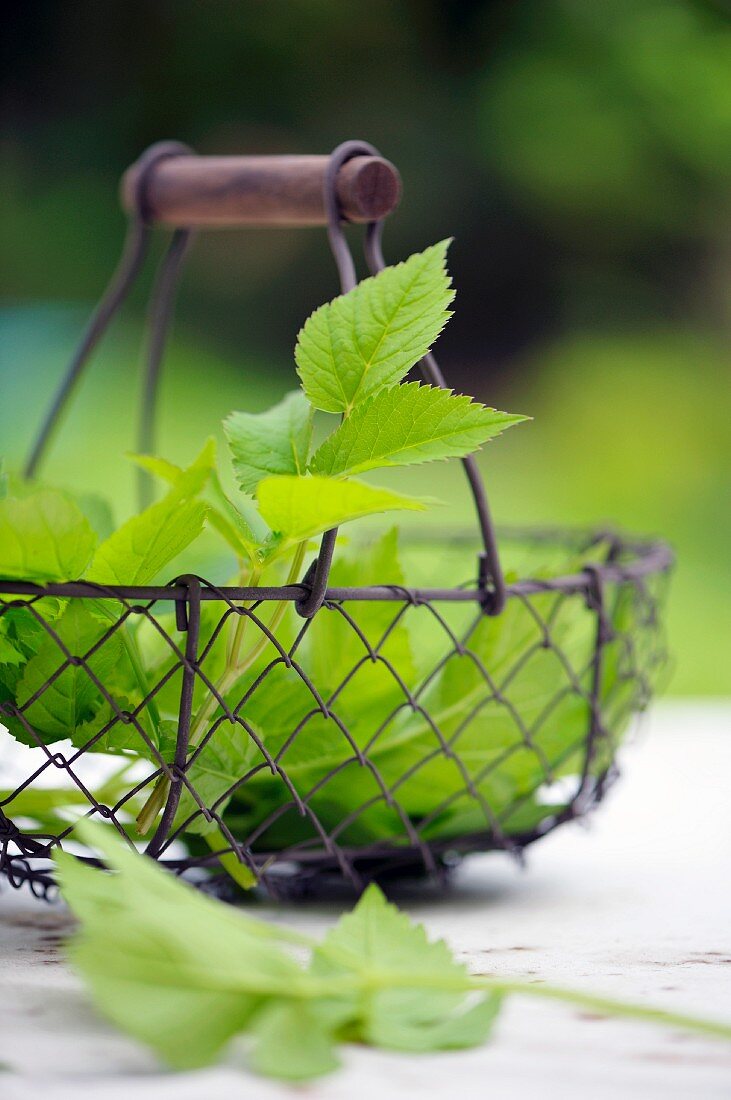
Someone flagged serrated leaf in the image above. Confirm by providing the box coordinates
[86,492,206,587]
[12,603,124,745]
[372,991,502,1052]
[311,382,527,477]
[59,825,713,1078]
[131,438,261,562]
[312,884,500,1052]
[224,391,313,496]
[0,488,97,582]
[295,241,454,414]
[56,821,310,1070]
[257,475,428,543]
[175,721,261,836]
[57,825,502,1078]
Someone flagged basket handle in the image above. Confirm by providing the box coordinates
[23,139,504,613]
[295,142,506,617]
[23,144,400,493]
[23,141,195,489]
[120,153,402,227]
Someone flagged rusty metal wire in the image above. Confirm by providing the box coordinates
[298,139,506,617]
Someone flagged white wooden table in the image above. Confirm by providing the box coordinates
[2,700,730,1099]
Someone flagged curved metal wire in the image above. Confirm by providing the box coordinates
[145,574,202,858]
[23,140,193,484]
[0,533,673,606]
[296,141,507,617]
[136,225,194,510]
[364,222,507,614]
[295,140,380,618]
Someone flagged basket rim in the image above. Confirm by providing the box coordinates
[0,526,673,606]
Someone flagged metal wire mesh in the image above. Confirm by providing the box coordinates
[0,527,672,900]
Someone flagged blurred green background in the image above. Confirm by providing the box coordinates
[1,0,729,694]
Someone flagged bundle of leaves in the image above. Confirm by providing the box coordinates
[0,241,661,887]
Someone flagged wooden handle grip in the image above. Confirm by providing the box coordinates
[120,153,401,228]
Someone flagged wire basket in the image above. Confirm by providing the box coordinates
[0,141,672,900]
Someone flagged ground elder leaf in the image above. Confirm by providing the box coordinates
[132,438,262,561]
[13,603,124,745]
[86,495,206,587]
[295,241,454,415]
[57,822,310,1067]
[248,1001,341,1081]
[56,827,720,1080]
[311,382,527,477]
[311,884,500,1052]
[0,631,24,665]
[256,474,428,542]
[225,390,313,496]
[174,720,262,835]
[0,488,97,582]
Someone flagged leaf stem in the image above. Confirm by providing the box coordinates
[203,826,258,891]
[469,976,731,1043]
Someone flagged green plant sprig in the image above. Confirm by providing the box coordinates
[131,240,525,839]
[57,822,731,1083]
[0,240,526,873]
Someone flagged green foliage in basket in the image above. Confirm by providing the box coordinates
[0,241,662,889]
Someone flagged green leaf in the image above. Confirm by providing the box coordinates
[175,721,261,836]
[131,438,262,563]
[257,475,428,543]
[70,695,148,756]
[57,825,723,1080]
[12,603,124,745]
[86,492,206,587]
[248,1002,340,1080]
[366,575,596,840]
[0,631,24,665]
[57,821,309,1070]
[75,493,115,540]
[311,382,527,477]
[312,884,501,1052]
[0,608,51,710]
[129,436,216,500]
[57,825,498,1076]
[304,526,416,703]
[295,241,454,415]
[224,391,313,496]
[0,488,97,582]
[207,473,263,563]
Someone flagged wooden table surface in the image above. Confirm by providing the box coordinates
[2,699,730,1099]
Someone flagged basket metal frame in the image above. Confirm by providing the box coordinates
[0,141,673,899]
